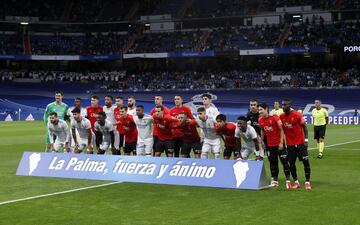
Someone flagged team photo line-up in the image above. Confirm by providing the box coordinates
[44,91,329,190]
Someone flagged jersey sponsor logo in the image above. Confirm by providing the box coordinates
[283,122,293,128]
[263,126,274,132]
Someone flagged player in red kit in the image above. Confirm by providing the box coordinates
[152,105,177,157]
[280,99,311,190]
[150,95,170,155]
[215,114,237,160]
[86,95,103,150]
[258,103,291,189]
[170,95,194,158]
[176,112,201,158]
[114,96,125,153]
[117,106,138,155]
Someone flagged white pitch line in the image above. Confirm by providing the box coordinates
[308,139,360,150]
[0,181,121,206]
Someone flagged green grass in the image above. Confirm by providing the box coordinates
[0,121,359,225]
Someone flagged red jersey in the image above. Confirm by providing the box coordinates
[215,123,236,146]
[179,119,200,144]
[170,105,194,138]
[114,107,124,134]
[258,115,282,147]
[86,106,103,131]
[150,106,170,137]
[280,110,306,146]
[152,114,176,141]
[118,114,138,143]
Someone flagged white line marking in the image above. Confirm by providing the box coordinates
[308,140,360,150]
[0,181,121,206]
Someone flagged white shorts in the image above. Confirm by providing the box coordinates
[136,137,153,156]
[100,136,111,150]
[113,128,121,149]
[202,138,221,154]
[53,139,67,152]
[240,147,255,160]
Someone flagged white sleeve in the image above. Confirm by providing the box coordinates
[63,122,70,144]
[84,119,91,130]
[107,122,114,132]
[249,126,258,139]
[70,120,76,128]
[234,127,240,138]
[47,122,55,144]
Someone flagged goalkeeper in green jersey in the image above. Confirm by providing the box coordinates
[43,91,69,152]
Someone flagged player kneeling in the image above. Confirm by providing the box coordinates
[94,112,116,155]
[235,116,260,160]
[71,108,94,154]
[47,112,70,153]
[177,112,201,158]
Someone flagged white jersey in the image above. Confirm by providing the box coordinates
[67,106,87,122]
[235,125,258,149]
[205,105,220,119]
[127,107,136,117]
[71,117,92,139]
[133,114,153,140]
[196,116,220,140]
[47,119,70,143]
[94,120,114,140]
[103,105,116,125]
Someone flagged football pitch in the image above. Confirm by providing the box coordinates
[0,121,359,225]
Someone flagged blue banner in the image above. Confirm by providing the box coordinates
[274,47,328,54]
[16,152,268,190]
[168,51,215,58]
[0,54,31,60]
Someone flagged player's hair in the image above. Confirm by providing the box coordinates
[283,98,291,103]
[258,103,269,111]
[71,108,81,114]
[116,96,123,100]
[274,100,279,103]
[50,112,58,117]
[202,93,212,99]
[97,111,106,118]
[128,96,135,100]
[55,90,63,96]
[136,105,144,109]
[237,116,247,122]
[197,107,206,113]
[75,97,82,102]
[120,105,128,110]
[216,114,227,121]
[155,95,163,99]
[174,95,183,99]
[249,98,258,103]
[315,98,321,102]
[91,95,99,100]
[105,95,113,100]
[155,105,164,111]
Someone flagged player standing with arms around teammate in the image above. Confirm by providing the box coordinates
[127,96,136,116]
[280,99,312,190]
[86,95,103,151]
[258,103,291,189]
[246,99,265,160]
[170,95,194,158]
[176,112,202,158]
[117,106,138,156]
[150,96,170,155]
[114,96,125,153]
[202,93,220,119]
[43,91,69,152]
[47,112,70,153]
[196,107,221,159]
[133,105,153,157]
[312,99,329,159]
[215,114,237,160]
[71,108,93,154]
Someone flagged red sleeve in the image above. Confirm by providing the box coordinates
[274,115,283,127]
[150,108,155,116]
[188,119,197,126]
[185,107,194,119]
[297,112,305,125]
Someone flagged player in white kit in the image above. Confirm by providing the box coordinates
[67,98,87,151]
[94,111,115,154]
[195,107,221,159]
[103,95,119,154]
[47,112,70,153]
[202,93,220,119]
[127,96,136,116]
[235,116,261,160]
[133,105,153,156]
[70,108,94,154]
